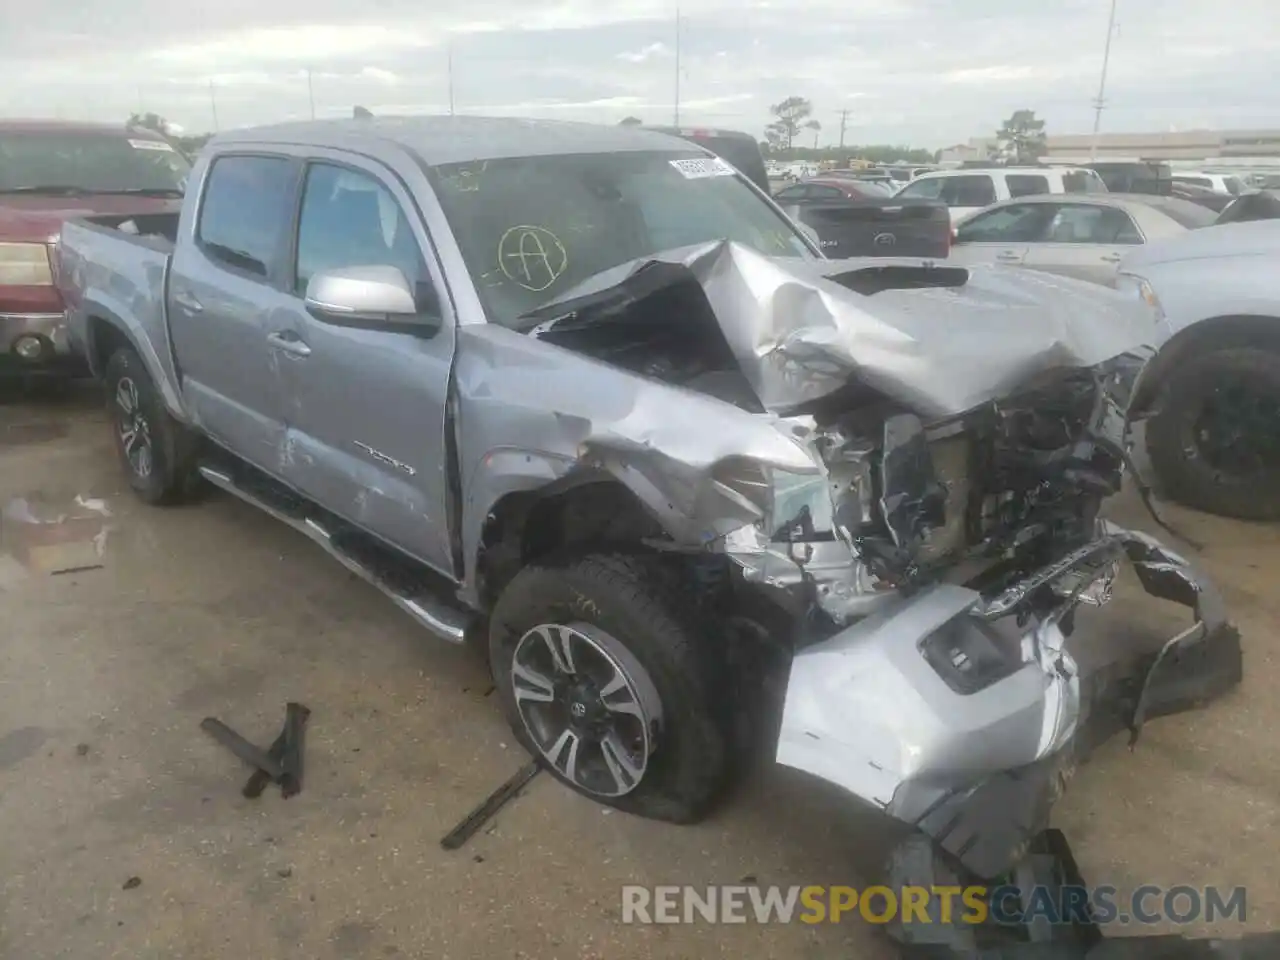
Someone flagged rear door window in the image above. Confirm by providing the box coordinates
[956,204,1055,243]
[897,177,945,200]
[1062,170,1108,194]
[1174,176,1213,189]
[197,155,294,279]
[773,184,810,201]
[808,184,845,199]
[1005,174,1049,198]
[1044,205,1143,244]
[940,175,997,207]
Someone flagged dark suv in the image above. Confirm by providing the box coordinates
[644,126,770,194]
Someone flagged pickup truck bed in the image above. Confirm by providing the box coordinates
[778,196,952,259]
[58,214,182,409]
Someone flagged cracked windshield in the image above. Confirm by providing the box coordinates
[3,1,1277,958]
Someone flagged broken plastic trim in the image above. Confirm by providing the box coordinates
[775,521,1242,881]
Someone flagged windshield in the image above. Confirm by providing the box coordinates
[0,132,190,193]
[433,150,815,329]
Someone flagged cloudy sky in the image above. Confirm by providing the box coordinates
[5,0,1279,146]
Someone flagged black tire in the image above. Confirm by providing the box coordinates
[1147,346,1280,521]
[104,347,200,505]
[488,553,729,823]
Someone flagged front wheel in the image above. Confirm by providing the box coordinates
[488,554,728,823]
[1147,346,1280,521]
[104,347,200,505]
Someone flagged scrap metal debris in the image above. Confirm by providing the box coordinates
[200,703,310,799]
[0,494,111,576]
[440,759,541,851]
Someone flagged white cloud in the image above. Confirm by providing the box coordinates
[361,67,400,84]
[618,42,671,63]
[3,0,1279,145]
[148,24,438,67]
[943,65,1043,85]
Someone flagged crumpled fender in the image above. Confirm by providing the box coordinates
[453,322,818,598]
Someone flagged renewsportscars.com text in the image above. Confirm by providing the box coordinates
[620,884,1247,927]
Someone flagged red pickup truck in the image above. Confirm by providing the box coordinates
[0,119,189,375]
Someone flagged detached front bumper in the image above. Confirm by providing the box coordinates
[775,522,1242,881]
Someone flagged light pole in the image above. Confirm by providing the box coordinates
[673,6,681,126]
[1090,0,1119,159]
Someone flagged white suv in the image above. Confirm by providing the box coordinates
[1170,171,1247,196]
[894,166,1108,224]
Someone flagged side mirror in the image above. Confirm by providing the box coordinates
[304,265,438,333]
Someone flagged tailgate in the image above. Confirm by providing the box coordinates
[783,198,951,259]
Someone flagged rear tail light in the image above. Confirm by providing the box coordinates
[0,242,54,286]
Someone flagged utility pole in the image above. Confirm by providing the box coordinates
[838,109,849,149]
[1090,0,1119,159]
[307,68,316,120]
[448,45,455,116]
[673,6,681,127]
[209,80,219,132]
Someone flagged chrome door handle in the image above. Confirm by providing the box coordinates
[996,252,1022,262]
[266,331,312,357]
[172,291,203,313]
[1100,253,1122,263]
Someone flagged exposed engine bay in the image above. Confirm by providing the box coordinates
[524,247,1146,642]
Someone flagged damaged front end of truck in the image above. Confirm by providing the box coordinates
[461,240,1242,945]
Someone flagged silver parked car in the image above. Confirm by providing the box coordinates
[949,193,1216,284]
[56,117,1241,950]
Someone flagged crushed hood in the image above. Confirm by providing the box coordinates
[528,240,1158,419]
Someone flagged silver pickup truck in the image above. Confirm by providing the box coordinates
[58,117,1242,949]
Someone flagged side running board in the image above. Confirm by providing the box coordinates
[198,465,472,644]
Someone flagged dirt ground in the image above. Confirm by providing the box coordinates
[1,384,1276,960]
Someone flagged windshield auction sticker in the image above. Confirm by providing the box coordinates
[128,139,176,151]
[669,157,736,179]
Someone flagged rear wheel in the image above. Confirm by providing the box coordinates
[488,553,728,823]
[1147,346,1280,521]
[104,347,200,505]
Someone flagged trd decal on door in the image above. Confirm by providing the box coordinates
[353,440,418,477]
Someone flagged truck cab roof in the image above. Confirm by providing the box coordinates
[211,116,699,167]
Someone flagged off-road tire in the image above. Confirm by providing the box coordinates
[488,553,729,823]
[104,347,201,505]
[1147,346,1280,521]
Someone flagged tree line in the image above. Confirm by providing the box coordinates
[129,100,1049,168]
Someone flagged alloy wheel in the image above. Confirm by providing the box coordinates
[510,622,663,798]
[115,376,153,479]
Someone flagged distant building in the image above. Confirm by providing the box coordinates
[937,142,983,164]
[956,129,1280,162]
